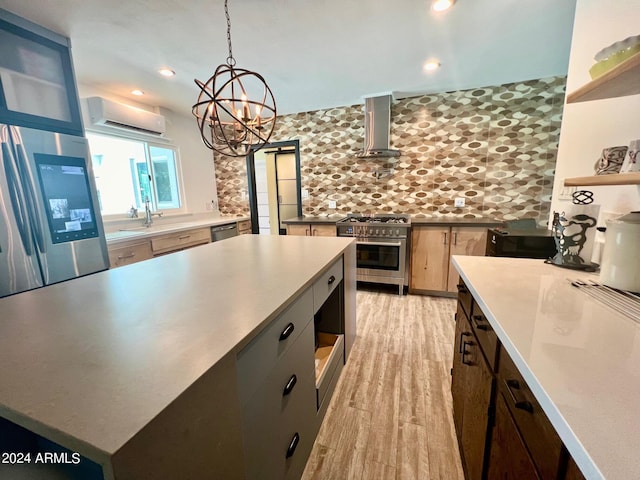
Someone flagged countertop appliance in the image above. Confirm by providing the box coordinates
[211,222,238,242]
[600,211,640,292]
[486,227,557,259]
[337,213,410,295]
[1,124,109,298]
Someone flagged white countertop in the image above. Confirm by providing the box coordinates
[0,235,353,464]
[452,256,640,480]
[104,215,249,244]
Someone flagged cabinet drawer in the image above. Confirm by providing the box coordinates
[237,220,252,234]
[241,321,316,480]
[313,257,343,314]
[315,332,344,410]
[470,305,498,371]
[456,278,473,318]
[497,345,563,479]
[150,227,211,254]
[108,241,152,268]
[237,288,313,402]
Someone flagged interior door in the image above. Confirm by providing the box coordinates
[275,151,298,234]
[246,141,302,235]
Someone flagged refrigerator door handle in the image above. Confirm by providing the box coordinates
[1,127,33,255]
[11,127,46,254]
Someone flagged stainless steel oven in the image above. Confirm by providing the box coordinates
[337,214,410,295]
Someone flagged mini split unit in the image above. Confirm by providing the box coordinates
[85,96,166,136]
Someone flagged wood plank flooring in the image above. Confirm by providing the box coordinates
[302,288,464,480]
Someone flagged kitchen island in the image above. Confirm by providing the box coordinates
[0,235,356,479]
[452,255,640,480]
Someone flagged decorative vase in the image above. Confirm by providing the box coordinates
[594,145,628,175]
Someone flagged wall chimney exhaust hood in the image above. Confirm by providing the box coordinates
[355,94,400,158]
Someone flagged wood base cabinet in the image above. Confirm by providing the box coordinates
[411,226,487,293]
[452,298,495,479]
[287,223,336,236]
[487,393,540,479]
[453,280,587,480]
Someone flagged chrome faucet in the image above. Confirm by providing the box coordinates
[143,197,163,227]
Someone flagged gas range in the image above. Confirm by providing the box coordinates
[336,214,411,239]
[336,214,411,294]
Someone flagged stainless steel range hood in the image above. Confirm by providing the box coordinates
[355,95,401,158]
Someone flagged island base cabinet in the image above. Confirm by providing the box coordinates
[240,322,317,480]
[452,304,493,480]
[487,393,541,480]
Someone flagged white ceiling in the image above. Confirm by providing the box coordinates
[1,0,577,117]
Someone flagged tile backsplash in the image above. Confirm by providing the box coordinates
[215,76,565,225]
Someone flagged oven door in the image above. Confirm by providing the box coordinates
[355,239,405,280]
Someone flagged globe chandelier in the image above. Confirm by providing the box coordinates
[192,0,277,157]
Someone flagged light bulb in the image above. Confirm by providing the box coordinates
[432,0,455,12]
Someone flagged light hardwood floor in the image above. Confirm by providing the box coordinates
[302,288,465,480]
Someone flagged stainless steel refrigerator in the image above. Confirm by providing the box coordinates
[0,124,109,298]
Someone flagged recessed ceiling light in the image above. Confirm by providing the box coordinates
[423,60,441,72]
[432,0,456,12]
[131,89,144,96]
[159,68,176,77]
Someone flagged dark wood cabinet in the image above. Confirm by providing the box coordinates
[563,456,587,480]
[452,298,494,480]
[495,345,563,480]
[487,392,540,480]
[453,279,587,480]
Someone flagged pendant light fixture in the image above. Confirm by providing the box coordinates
[192,0,277,157]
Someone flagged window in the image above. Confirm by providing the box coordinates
[86,133,182,215]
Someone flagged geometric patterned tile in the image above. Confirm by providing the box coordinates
[215,76,566,225]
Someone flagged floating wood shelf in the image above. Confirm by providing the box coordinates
[566,51,640,104]
[564,172,640,186]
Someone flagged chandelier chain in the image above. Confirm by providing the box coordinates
[224,0,235,66]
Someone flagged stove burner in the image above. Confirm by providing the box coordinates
[342,215,408,224]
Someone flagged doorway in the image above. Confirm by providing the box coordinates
[246,140,302,235]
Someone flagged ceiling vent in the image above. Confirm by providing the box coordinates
[86,97,166,136]
[355,94,400,158]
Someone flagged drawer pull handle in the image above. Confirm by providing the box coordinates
[117,253,136,260]
[458,332,470,353]
[327,275,336,285]
[461,340,473,365]
[286,432,300,458]
[505,379,534,413]
[456,284,468,293]
[283,374,297,396]
[279,322,295,341]
[179,235,191,240]
[472,314,489,331]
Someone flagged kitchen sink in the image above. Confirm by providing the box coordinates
[105,230,148,240]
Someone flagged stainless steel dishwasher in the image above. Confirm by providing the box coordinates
[211,223,238,242]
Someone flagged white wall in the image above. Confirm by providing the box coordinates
[77,84,218,215]
[551,0,640,222]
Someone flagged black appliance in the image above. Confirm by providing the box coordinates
[486,227,557,259]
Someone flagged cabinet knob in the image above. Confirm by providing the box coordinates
[279,322,295,341]
[328,275,336,285]
[283,374,297,396]
[286,432,300,458]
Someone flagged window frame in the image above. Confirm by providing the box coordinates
[85,128,186,220]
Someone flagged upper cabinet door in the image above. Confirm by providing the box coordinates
[0,9,83,136]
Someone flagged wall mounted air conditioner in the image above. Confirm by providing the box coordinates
[86,96,166,136]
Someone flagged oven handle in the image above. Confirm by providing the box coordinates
[356,241,402,248]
